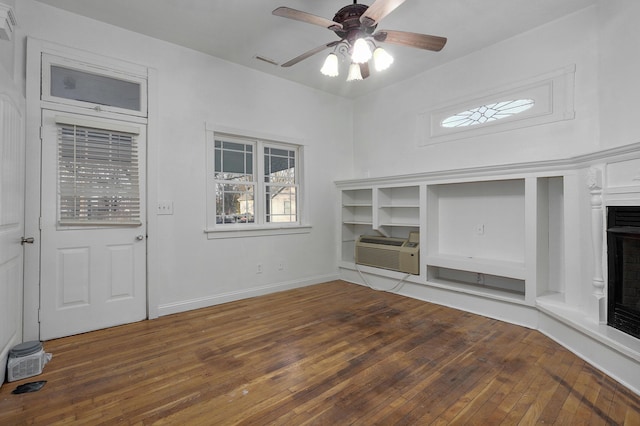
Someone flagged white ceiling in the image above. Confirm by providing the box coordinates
[34,0,596,98]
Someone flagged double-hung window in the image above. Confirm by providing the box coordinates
[206,129,303,235]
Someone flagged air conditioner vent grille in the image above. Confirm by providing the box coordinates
[359,237,403,246]
[358,246,401,270]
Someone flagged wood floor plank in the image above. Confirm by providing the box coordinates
[1,280,639,425]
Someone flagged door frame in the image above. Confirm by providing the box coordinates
[24,37,159,340]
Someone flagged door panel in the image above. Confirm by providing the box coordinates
[57,247,90,306]
[39,110,146,340]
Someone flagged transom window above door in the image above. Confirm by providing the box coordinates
[42,53,147,117]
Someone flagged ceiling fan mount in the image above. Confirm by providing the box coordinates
[331,2,376,43]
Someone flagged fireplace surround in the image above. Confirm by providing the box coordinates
[607,206,640,339]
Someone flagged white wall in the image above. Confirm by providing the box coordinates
[16,0,353,317]
[597,0,640,148]
[351,6,599,178]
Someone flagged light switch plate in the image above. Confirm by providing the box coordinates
[157,200,174,215]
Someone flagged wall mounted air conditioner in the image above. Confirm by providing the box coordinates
[355,232,419,275]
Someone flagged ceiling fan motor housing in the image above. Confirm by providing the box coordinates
[332,4,376,43]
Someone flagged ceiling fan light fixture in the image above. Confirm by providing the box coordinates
[373,47,394,71]
[351,37,372,64]
[320,53,339,77]
[346,62,363,82]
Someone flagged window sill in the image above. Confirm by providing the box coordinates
[205,224,312,239]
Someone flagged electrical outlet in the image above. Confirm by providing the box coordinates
[475,224,485,236]
[256,263,263,274]
[476,273,485,284]
[157,200,174,215]
[278,261,284,271]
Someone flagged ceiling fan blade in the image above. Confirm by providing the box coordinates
[360,0,406,27]
[273,7,343,31]
[374,30,447,51]
[360,62,370,79]
[281,41,341,67]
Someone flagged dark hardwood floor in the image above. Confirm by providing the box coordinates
[1,280,639,425]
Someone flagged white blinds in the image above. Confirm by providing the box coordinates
[58,124,140,225]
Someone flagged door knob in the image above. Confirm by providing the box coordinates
[136,235,145,241]
[21,237,35,245]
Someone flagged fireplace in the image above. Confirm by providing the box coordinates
[607,206,640,339]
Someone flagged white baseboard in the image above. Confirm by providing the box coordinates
[156,273,340,317]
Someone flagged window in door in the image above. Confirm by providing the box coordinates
[57,122,141,226]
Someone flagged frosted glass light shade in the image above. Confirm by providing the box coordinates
[373,47,394,71]
[346,63,363,81]
[351,38,372,64]
[320,53,339,77]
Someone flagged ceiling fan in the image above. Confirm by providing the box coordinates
[272,0,447,81]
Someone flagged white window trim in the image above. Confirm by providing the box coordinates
[204,123,311,239]
[418,64,575,146]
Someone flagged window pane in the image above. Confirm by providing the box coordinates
[214,147,221,172]
[50,65,141,111]
[214,139,253,180]
[270,148,289,157]
[264,146,296,184]
[215,183,254,224]
[223,150,246,173]
[221,141,246,152]
[265,185,297,223]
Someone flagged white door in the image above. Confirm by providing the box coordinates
[0,90,25,385]
[39,110,147,340]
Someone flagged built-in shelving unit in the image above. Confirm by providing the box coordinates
[337,174,566,305]
[376,185,420,238]
[341,189,373,263]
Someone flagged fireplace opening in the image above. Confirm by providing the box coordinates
[607,206,640,339]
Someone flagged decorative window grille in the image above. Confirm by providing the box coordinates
[58,124,140,225]
[441,99,534,128]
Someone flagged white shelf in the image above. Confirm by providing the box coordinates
[379,222,420,227]
[343,221,373,225]
[343,203,373,207]
[426,276,527,304]
[426,254,526,280]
